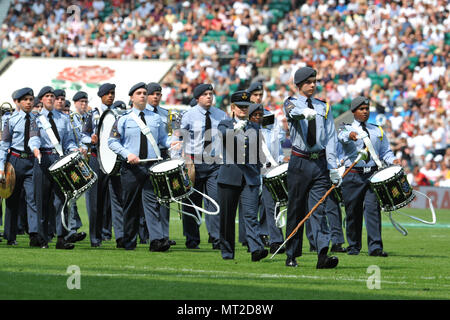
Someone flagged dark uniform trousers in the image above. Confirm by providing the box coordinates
[4,154,38,242]
[219,178,262,259]
[325,188,345,246]
[34,153,67,244]
[108,175,124,241]
[120,161,164,249]
[182,163,221,248]
[285,155,331,258]
[261,184,284,244]
[65,201,83,240]
[85,154,109,245]
[159,148,170,240]
[342,171,383,254]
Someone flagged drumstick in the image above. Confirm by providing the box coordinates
[127,157,162,164]
[270,152,364,259]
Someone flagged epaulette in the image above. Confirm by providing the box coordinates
[314,98,330,119]
[283,96,296,112]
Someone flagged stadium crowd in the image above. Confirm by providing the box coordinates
[0,0,449,186]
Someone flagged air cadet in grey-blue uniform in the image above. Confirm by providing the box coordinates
[30,86,79,249]
[80,85,113,247]
[217,95,268,261]
[63,91,90,244]
[146,82,175,246]
[338,96,399,257]
[178,84,229,250]
[108,82,173,251]
[0,88,41,246]
[283,67,341,269]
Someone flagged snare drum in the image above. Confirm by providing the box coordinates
[97,109,125,176]
[369,165,415,212]
[149,159,193,203]
[263,163,289,206]
[49,151,98,200]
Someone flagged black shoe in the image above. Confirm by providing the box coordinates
[91,242,102,248]
[139,239,149,244]
[102,235,112,241]
[168,239,176,246]
[330,243,347,253]
[242,241,248,247]
[7,240,18,246]
[150,239,170,252]
[116,237,125,248]
[56,238,75,250]
[29,233,41,247]
[67,232,87,243]
[347,249,360,255]
[369,249,388,257]
[285,257,298,267]
[260,235,270,247]
[41,243,49,249]
[208,234,213,243]
[270,242,285,254]
[251,249,268,262]
[316,255,339,269]
[212,242,220,250]
[309,246,317,252]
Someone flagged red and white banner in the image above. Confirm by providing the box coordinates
[409,186,450,210]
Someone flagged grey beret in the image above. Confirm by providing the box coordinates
[54,89,66,98]
[37,86,54,99]
[247,82,263,93]
[147,82,162,94]
[249,103,263,116]
[14,87,34,101]
[97,83,116,97]
[294,67,317,85]
[112,100,127,110]
[128,82,147,96]
[193,84,213,99]
[189,98,197,107]
[351,96,370,111]
[73,91,88,102]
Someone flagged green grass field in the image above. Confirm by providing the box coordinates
[0,196,449,300]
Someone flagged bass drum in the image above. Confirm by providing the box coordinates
[97,108,126,175]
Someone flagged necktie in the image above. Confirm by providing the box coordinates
[361,122,371,162]
[204,110,211,150]
[139,112,148,159]
[24,113,31,153]
[48,111,61,142]
[306,98,316,147]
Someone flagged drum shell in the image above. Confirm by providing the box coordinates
[369,166,415,212]
[98,109,125,175]
[263,171,288,206]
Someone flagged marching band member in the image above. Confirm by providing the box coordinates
[53,89,66,113]
[108,82,177,251]
[146,82,175,246]
[0,88,41,247]
[217,93,268,261]
[80,84,113,247]
[178,83,229,250]
[30,86,79,250]
[338,96,400,257]
[283,67,340,269]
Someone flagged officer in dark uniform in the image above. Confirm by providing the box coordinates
[108,82,176,251]
[0,88,41,246]
[178,84,229,250]
[217,92,268,261]
[283,67,341,269]
[338,96,400,257]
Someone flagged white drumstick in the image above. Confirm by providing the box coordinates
[127,157,162,163]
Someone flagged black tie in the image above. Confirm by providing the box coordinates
[204,110,211,150]
[361,122,371,162]
[24,113,31,153]
[139,112,148,159]
[48,111,61,142]
[306,98,316,147]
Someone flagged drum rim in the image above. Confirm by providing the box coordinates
[48,151,81,172]
[97,108,120,175]
[149,159,185,173]
[369,165,404,185]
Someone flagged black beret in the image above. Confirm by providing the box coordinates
[64,100,71,109]
[54,89,66,98]
[247,82,263,93]
[189,98,197,107]
[33,97,41,107]
[14,87,34,101]
[97,83,116,97]
[193,83,213,99]
[37,86,54,99]
[73,91,88,102]
[231,90,251,107]
[351,96,370,112]
[294,67,317,85]
[128,82,147,96]
[147,82,162,94]
[249,103,263,116]
[112,100,127,110]
[11,90,18,100]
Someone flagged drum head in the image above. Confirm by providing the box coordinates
[150,159,185,173]
[98,109,119,174]
[370,166,402,183]
[265,163,288,179]
[0,162,15,199]
[49,152,79,171]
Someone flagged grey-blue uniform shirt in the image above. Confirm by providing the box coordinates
[29,108,78,154]
[0,110,40,171]
[179,104,229,156]
[147,103,169,147]
[69,112,88,149]
[108,107,171,160]
[283,95,339,169]
[338,120,396,168]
